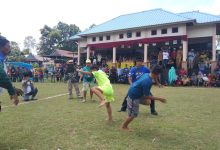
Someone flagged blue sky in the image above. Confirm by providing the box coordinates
[0,0,219,51]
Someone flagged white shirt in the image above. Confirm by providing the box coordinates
[163,52,169,60]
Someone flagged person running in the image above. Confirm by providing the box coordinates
[77,65,114,122]
[118,58,160,115]
[80,59,95,102]
[121,65,166,132]
[0,36,23,105]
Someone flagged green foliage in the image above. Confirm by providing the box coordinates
[7,41,25,61]
[38,22,81,55]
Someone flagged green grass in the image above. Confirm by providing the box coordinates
[0,83,220,150]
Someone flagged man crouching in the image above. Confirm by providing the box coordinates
[121,65,166,132]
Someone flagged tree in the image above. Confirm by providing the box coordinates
[38,22,81,55]
[7,41,25,61]
[89,24,96,29]
[23,36,36,54]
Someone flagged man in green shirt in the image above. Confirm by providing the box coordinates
[0,36,23,105]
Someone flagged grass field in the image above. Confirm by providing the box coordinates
[0,83,220,150]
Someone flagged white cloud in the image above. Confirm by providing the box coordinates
[0,0,219,51]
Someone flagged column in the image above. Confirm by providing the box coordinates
[144,44,148,66]
[212,35,217,61]
[86,46,90,60]
[182,40,188,70]
[113,47,116,65]
[211,35,217,72]
[77,45,80,65]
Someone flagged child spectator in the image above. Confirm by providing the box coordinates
[22,72,38,101]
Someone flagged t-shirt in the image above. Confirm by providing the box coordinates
[128,66,150,83]
[92,70,110,86]
[188,51,195,60]
[83,66,94,82]
[163,52,169,60]
[92,70,114,102]
[128,74,152,100]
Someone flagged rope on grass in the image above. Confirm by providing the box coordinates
[1,93,68,109]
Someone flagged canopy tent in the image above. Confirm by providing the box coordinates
[6,62,32,70]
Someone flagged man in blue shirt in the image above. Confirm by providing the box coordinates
[118,58,160,115]
[121,65,166,131]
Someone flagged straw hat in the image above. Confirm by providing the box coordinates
[85,59,91,63]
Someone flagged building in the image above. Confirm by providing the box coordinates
[71,8,220,71]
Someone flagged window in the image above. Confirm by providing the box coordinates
[119,34,124,39]
[172,27,178,33]
[106,35,111,40]
[161,28,167,34]
[127,32,132,38]
[92,37,96,42]
[151,30,157,35]
[136,32,141,37]
[99,36,103,41]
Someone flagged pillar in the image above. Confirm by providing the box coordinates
[211,35,217,72]
[77,45,80,65]
[182,40,188,70]
[86,47,90,60]
[113,47,116,67]
[144,44,148,66]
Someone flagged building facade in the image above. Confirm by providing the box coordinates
[71,9,220,71]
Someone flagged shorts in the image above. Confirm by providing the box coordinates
[82,81,95,92]
[127,96,146,117]
[98,84,114,102]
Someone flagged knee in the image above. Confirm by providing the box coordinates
[105,102,110,108]
[91,87,96,92]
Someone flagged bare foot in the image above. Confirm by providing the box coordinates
[120,127,133,132]
[99,100,107,107]
[106,118,113,122]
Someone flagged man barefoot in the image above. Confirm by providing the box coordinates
[121,65,166,131]
[77,65,114,121]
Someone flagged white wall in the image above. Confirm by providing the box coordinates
[83,24,187,46]
[78,39,87,47]
[187,24,216,38]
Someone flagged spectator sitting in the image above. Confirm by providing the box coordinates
[191,72,197,86]
[22,72,38,101]
[202,74,209,87]
[197,71,204,86]
[176,76,182,86]
[182,75,190,86]
[178,68,187,78]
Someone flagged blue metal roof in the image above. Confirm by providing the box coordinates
[78,8,193,36]
[69,34,81,40]
[179,11,220,23]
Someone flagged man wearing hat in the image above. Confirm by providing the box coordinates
[80,59,95,102]
[64,60,82,99]
[118,57,159,115]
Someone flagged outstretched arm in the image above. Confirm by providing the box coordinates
[77,69,92,76]
[145,95,166,103]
